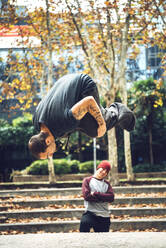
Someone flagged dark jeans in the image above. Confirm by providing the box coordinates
[77,75,135,136]
[77,83,101,138]
[79,211,111,233]
[77,76,118,137]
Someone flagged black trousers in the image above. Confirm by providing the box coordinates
[79,211,111,233]
[77,75,135,137]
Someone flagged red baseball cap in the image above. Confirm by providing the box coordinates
[97,160,111,173]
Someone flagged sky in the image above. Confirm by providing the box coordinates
[10,0,46,10]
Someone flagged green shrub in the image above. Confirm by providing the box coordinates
[79,160,101,173]
[0,125,35,146]
[26,159,72,175]
[68,160,80,173]
[133,163,166,173]
[0,119,9,127]
[26,160,48,175]
[53,159,71,175]
[12,113,33,127]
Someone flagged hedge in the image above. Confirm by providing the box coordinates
[24,159,102,175]
[21,159,166,176]
[79,160,101,173]
[133,163,166,173]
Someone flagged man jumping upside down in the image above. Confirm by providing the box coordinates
[28,73,135,159]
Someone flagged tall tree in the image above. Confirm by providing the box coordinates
[63,0,165,183]
[45,0,55,183]
[63,0,140,184]
[129,78,165,165]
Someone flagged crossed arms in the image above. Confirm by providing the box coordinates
[71,96,106,138]
[82,177,114,203]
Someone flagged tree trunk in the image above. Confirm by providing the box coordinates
[123,91,135,181]
[149,128,154,165]
[124,130,135,181]
[78,131,83,162]
[108,128,119,185]
[120,77,135,181]
[48,157,56,184]
[45,0,56,183]
[46,0,53,90]
[117,0,134,181]
[147,114,154,165]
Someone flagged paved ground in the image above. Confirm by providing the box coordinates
[0,232,166,248]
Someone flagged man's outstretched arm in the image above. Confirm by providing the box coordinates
[71,96,106,137]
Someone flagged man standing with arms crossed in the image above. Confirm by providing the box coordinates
[80,160,114,232]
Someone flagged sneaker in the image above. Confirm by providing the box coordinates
[106,102,136,131]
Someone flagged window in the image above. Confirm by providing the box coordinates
[146,46,162,69]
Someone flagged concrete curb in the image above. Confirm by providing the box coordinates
[12,172,166,183]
